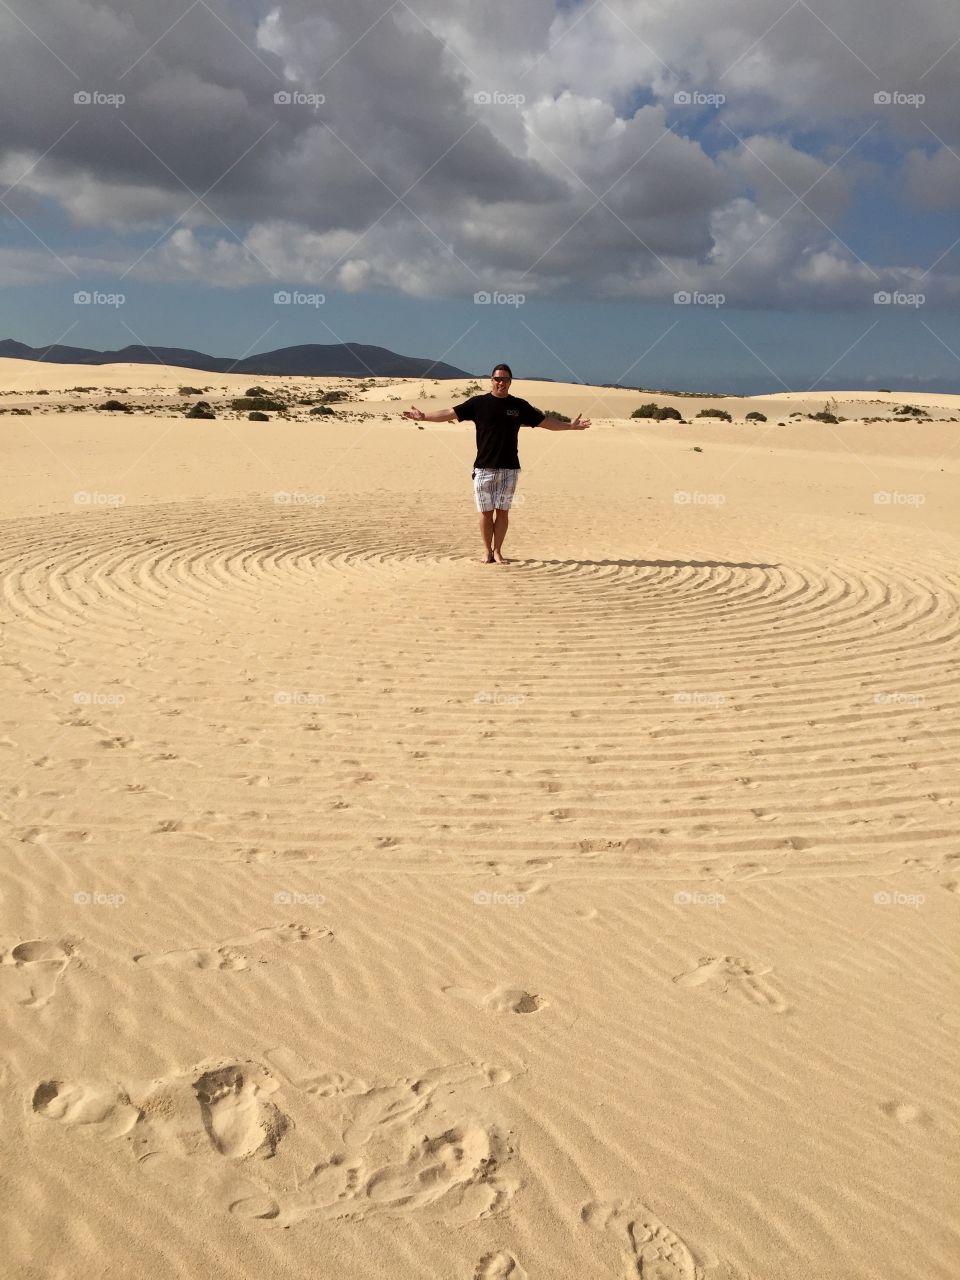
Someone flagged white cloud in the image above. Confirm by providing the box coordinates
[0,0,957,305]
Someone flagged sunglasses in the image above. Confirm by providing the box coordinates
[491,376,511,382]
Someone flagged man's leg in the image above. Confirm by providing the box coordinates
[478,511,495,562]
[474,470,495,562]
[492,508,509,563]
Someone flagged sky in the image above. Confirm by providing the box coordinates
[1,0,959,392]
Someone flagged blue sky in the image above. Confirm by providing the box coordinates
[1,0,958,391]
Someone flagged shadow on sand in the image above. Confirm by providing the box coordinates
[518,557,780,570]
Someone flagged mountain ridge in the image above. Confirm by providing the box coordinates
[0,339,473,380]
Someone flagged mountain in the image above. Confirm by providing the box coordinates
[0,339,472,380]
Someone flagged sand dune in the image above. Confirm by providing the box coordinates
[1,360,958,1279]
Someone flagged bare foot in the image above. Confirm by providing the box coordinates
[479,551,495,563]
[493,550,510,564]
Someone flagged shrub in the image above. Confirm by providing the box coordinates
[878,388,892,394]
[12,407,31,415]
[320,389,349,403]
[895,404,923,416]
[248,411,269,421]
[633,403,682,420]
[179,385,204,396]
[696,408,732,421]
[809,411,838,424]
[310,405,335,416]
[231,397,284,411]
[186,405,215,419]
[543,409,571,422]
[99,399,130,412]
[746,411,767,422]
[245,385,271,397]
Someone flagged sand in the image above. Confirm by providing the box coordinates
[1,358,958,1280]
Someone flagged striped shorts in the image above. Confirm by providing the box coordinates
[473,467,519,512]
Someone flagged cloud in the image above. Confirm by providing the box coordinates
[900,145,960,210]
[0,0,957,306]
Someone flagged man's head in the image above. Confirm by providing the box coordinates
[490,363,512,397]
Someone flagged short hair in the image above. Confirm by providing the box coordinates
[491,363,513,378]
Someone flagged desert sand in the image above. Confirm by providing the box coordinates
[1,357,958,1280]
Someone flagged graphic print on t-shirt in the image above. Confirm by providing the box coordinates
[453,393,545,470]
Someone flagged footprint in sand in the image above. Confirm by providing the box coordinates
[673,955,789,1014]
[32,1080,140,1139]
[0,938,75,1009]
[880,1100,932,1126]
[475,1251,527,1279]
[444,984,547,1015]
[135,944,249,971]
[193,1064,288,1158]
[134,923,331,970]
[36,1057,288,1165]
[266,1045,367,1097]
[38,1052,512,1228]
[233,1060,516,1229]
[583,1199,704,1280]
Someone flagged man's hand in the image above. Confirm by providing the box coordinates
[540,413,592,430]
[401,406,459,425]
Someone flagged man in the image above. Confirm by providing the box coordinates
[402,364,591,563]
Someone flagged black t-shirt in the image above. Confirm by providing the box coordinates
[453,393,544,470]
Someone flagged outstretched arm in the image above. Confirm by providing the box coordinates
[538,414,591,431]
[402,405,459,423]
